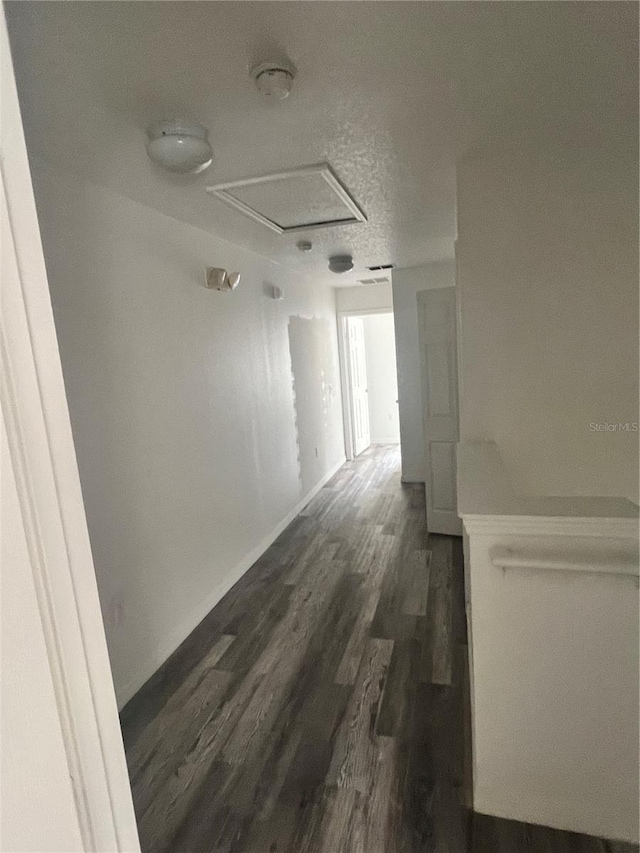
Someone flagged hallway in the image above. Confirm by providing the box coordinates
[120,447,634,853]
[121,445,469,852]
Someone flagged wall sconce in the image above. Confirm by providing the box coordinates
[204,268,241,291]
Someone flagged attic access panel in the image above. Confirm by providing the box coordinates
[206,163,367,234]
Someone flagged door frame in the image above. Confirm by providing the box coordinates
[1,13,140,850]
[337,307,392,461]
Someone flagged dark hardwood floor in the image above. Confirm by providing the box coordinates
[121,445,638,853]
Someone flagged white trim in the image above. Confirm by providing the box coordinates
[206,163,367,234]
[1,12,140,850]
[117,454,347,708]
[336,313,355,461]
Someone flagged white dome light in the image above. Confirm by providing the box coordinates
[146,121,213,174]
[328,254,354,274]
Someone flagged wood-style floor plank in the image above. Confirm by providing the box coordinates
[430,535,454,686]
[326,637,394,793]
[121,445,638,853]
[334,588,382,685]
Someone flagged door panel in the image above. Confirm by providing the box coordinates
[429,440,457,512]
[425,342,455,417]
[418,288,462,535]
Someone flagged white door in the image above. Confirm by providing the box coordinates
[347,316,371,456]
[417,287,462,535]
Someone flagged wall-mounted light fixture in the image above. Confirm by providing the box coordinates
[204,268,241,291]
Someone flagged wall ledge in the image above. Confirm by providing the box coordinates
[458,440,638,540]
[462,513,638,540]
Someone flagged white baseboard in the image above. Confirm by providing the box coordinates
[474,784,640,845]
[116,455,346,709]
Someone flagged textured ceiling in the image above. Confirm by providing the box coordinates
[6,2,637,287]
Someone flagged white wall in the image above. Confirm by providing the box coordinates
[456,146,639,502]
[467,521,639,842]
[459,444,639,842]
[30,164,345,707]
[361,313,400,444]
[335,282,393,314]
[392,262,455,482]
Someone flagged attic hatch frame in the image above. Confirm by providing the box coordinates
[206,162,367,234]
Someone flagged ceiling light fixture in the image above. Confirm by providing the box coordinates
[146,121,213,174]
[251,60,296,100]
[328,254,354,274]
[297,240,313,252]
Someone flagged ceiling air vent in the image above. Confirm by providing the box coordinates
[357,275,391,286]
[206,163,367,234]
[366,263,395,272]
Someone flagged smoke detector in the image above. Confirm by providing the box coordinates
[328,254,354,274]
[146,121,213,174]
[251,60,296,99]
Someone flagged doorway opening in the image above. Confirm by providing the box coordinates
[339,310,400,460]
